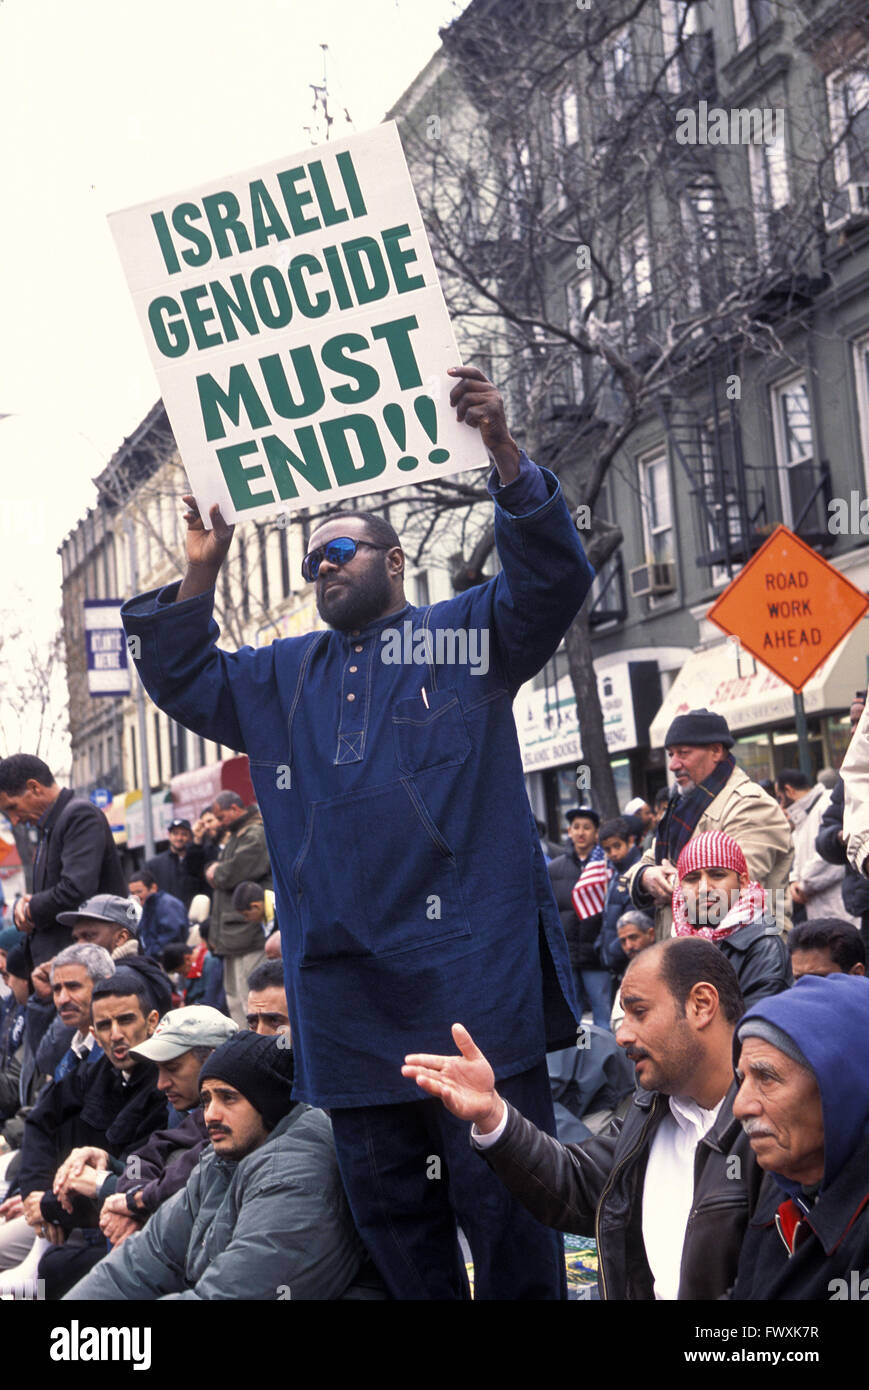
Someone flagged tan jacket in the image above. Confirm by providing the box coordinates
[624,766,794,938]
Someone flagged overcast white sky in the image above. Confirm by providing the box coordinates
[0,0,467,762]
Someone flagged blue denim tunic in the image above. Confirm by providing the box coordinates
[122,456,594,1107]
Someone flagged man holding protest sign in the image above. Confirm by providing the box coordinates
[121,365,594,1299]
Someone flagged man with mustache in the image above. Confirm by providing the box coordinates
[52,1006,238,1250]
[14,957,169,1297]
[625,710,792,940]
[65,1032,383,1301]
[730,973,869,1299]
[404,937,765,1300]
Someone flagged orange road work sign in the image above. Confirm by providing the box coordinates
[707,525,869,693]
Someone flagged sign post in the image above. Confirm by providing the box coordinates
[707,526,869,777]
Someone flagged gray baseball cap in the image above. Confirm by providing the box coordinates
[57,893,142,935]
[129,1006,238,1062]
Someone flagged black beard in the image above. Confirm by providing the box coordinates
[315,560,393,632]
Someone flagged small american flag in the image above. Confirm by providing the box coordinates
[571,846,610,920]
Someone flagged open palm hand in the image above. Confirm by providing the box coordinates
[402,1023,505,1132]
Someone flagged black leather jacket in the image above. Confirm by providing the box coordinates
[477,1080,765,1299]
[715,916,791,1009]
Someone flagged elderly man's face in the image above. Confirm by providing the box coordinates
[52,963,95,1033]
[680,865,746,926]
[617,922,656,958]
[733,1036,825,1184]
[667,743,726,793]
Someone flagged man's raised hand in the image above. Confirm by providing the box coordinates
[448,366,520,482]
[177,494,235,602]
[402,1023,506,1134]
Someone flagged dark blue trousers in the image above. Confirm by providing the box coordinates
[330,1061,566,1300]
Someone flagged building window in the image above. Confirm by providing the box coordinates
[661,0,700,94]
[552,83,580,149]
[827,61,869,188]
[621,226,652,306]
[699,420,744,586]
[620,225,654,338]
[278,525,291,599]
[567,276,594,396]
[681,185,718,310]
[587,480,626,628]
[854,336,869,489]
[238,536,250,620]
[748,130,789,255]
[153,711,163,785]
[770,376,815,530]
[170,720,187,777]
[603,29,636,113]
[257,525,270,611]
[508,142,532,236]
[412,571,430,607]
[639,448,676,604]
[733,0,775,50]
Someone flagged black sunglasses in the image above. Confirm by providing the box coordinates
[301,537,392,583]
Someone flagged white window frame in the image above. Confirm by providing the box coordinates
[700,416,743,588]
[733,0,774,51]
[826,59,869,188]
[748,131,789,255]
[604,29,635,112]
[853,334,869,494]
[567,275,593,395]
[638,446,676,608]
[681,185,718,310]
[660,0,699,93]
[620,224,653,309]
[770,374,815,530]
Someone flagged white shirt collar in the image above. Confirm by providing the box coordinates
[668,1093,724,1138]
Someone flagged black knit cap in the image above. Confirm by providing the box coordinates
[566,806,600,827]
[664,708,734,749]
[4,943,29,981]
[199,1031,296,1131]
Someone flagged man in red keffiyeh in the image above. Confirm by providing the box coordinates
[671,831,791,1006]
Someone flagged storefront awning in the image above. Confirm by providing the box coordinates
[170,756,255,825]
[648,616,869,747]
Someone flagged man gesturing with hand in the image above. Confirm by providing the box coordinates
[405,938,765,1302]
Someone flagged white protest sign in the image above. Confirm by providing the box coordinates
[109,122,490,524]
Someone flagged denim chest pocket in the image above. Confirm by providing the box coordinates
[293,780,472,964]
[392,689,471,775]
